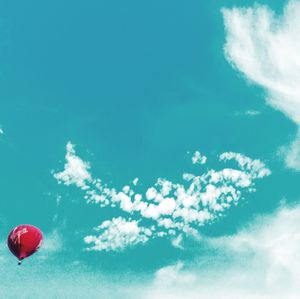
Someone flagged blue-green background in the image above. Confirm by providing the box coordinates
[0,0,298,274]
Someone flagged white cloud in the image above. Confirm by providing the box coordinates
[171,234,184,250]
[136,203,300,299]
[37,230,63,260]
[235,110,261,117]
[219,151,271,178]
[191,151,207,165]
[54,144,271,251]
[53,142,92,190]
[245,110,261,116]
[146,187,157,200]
[281,135,300,170]
[84,217,152,252]
[223,0,300,170]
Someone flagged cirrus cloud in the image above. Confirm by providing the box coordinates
[223,0,300,170]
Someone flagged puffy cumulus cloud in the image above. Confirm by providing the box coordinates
[219,151,271,179]
[84,217,152,252]
[53,142,92,190]
[54,145,271,251]
[223,0,300,170]
[191,151,207,165]
[136,203,300,299]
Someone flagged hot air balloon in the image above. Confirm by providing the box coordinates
[7,224,43,265]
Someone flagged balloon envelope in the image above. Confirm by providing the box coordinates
[7,225,43,261]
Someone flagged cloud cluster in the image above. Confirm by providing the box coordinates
[84,217,152,252]
[54,142,270,251]
[223,0,300,169]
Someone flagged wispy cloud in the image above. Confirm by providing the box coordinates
[245,110,261,116]
[2,202,300,299]
[235,110,261,117]
[0,256,136,299]
[38,230,64,259]
[136,203,300,299]
[191,151,207,165]
[54,142,270,251]
[223,0,300,170]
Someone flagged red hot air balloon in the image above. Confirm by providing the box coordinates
[7,225,43,265]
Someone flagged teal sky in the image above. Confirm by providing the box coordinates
[1,0,300,298]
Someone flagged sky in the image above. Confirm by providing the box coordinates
[1,0,300,298]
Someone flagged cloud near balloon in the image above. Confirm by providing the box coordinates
[53,142,270,251]
[1,202,300,299]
